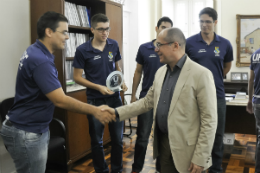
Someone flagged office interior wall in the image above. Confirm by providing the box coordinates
[218,0,259,80]
[0,0,30,102]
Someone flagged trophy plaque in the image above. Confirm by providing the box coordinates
[106,71,124,92]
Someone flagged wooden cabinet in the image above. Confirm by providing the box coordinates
[224,80,248,94]
[30,0,123,169]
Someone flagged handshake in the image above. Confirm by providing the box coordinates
[93,105,118,124]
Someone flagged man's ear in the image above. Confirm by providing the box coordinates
[91,27,94,34]
[45,28,53,38]
[155,26,159,33]
[214,20,218,25]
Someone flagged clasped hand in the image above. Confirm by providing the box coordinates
[94,105,116,125]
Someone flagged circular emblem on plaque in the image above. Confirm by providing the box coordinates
[106,71,124,92]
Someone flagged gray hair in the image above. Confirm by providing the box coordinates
[163,28,186,49]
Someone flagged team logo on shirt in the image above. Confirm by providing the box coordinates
[252,54,260,63]
[149,54,157,58]
[214,47,220,56]
[19,51,29,70]
[108,52,113,62]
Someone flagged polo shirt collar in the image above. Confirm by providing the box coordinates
[35,39,54,60]
[86,38,114,53]
[197,32,220,43]
[147,39,156,49]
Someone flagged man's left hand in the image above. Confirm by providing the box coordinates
[121,82,128,92]
[188,162,204,173]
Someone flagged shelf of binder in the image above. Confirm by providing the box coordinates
[69,25,91,31]
[65,33,90,58]
[65,1,91,28]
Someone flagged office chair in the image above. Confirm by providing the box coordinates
[0,97,68,173]
[46,117,68,173]
[0,97,14,122]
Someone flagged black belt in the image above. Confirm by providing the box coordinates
[5,120,13,127]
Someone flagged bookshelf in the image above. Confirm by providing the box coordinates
[30,0,123,169]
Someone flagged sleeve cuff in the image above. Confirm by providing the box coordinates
[115,108,119,119]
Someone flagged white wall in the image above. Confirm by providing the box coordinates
[218,0,259,80]
[0,0,30,102]
[123,0,161,99]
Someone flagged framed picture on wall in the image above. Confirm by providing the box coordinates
[241,72,248,81]
[231,72,242,81]
[236,15,260,67]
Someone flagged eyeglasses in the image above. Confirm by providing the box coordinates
[155,42,180,50]
[199,20,214,24]
[56,30,69,36]
[95,27,111,33]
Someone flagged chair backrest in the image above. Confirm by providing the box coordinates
[0,97,14,122]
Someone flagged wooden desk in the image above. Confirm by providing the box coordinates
[224,80,256,135]
[225,101,256,135]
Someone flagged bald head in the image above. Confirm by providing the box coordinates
[160,28,186,49]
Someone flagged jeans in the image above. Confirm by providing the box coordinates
[253,103,260,173]
[209,98,226,173]
[87,96,124,173]
[0,119,49,173]
[132,109,160,172]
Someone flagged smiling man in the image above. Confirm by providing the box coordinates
[73,13,127,173]
[102,28,218,173]
[0,11,115,173]
[185,7,233,173]
[130,16,173,173]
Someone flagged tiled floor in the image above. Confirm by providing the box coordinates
[62,118,258,173]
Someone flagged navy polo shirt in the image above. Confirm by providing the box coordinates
[7,40,61,133]
[186,32,233,99]
[136,40,164,98]
[73,38,121,99]
[250,48,260,104]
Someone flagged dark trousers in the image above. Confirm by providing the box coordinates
[159,130,178,173]
[87,96,124,173]
[209,98,226,173]
[132,109,160,172]
[253,103,260,173]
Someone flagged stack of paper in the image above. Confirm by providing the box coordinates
[229,92,248,103]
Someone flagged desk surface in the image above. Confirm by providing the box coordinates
[226,93,248,106]
[226,101,247,106]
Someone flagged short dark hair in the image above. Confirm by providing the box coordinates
[199,7,218,21]
[91,13,109,28]
[164,28,186,49]
[37,11,68,40]
[157,16,173,28]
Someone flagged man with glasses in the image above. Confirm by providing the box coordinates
[102,27,217,173]
[130,16,173,173]
[0,11,115,173]
[186,7,233,173]
[73,13,127,173]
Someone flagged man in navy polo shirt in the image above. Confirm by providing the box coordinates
[0,12,115,173]
[247,48,260,173]
[130,16,173,173]
[73,13,127,173]
[186,7,233,173]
